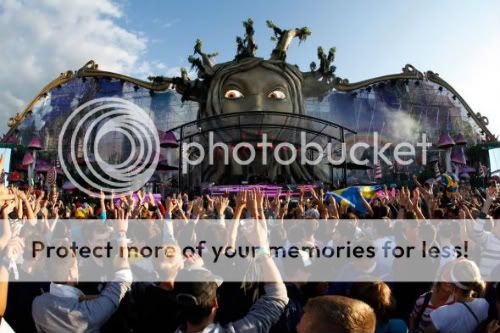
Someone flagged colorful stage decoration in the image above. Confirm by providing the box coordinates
[208,184,315,197]
[3,19,494,189]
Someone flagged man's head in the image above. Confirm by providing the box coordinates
[296,295,376,333]
[175,269,220,326]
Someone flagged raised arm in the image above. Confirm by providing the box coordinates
[18,190,36,225]
[410,188,426,221]
[470,186,496,244]
[230,189,288,333]
[98,190,106,220]
[226,190,247,250]
[0,235,24,321]
[78,207,132,326]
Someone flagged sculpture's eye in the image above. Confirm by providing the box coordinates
[267,89,286,100]
[224,89,244,99]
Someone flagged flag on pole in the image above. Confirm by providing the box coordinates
[374,163,382,179]
[434,162,441,182]
[441,172,459,198]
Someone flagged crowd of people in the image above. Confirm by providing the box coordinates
[2,169,500,332]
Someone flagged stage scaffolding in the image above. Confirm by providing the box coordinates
[166,111,356,191]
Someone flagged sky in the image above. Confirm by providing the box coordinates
[1,0,499,136]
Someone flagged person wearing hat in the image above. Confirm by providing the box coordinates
[425,259,488,333]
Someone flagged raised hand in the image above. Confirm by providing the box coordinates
[486,319,500,333]
[50,205,59,219]
[264,194,270,210]
[235,190,247,210]
[247,190,258,218]
[4,237,24,261]
[148,192,156,206]
[328,195,339,219]
[310,187,321,204]
[37,190,45,201]
[113,206,129,235]
[2,200,17,217]
[186,200,194,217]
[137,189,145,204]
[270,190,281,214]
[255,188,265,212]
[215,196,229,217]
[183,252,204,269]
[242,196,269,249]
[192,197,204,217]
[40,200,49,220]
[206,194,215,212]
[299,187,305,206]
[206,194,214,204]
[400,186,412,208]
[177,194,184,209]
[165,197,178,215]
[412,188,420,206]
[17,190,27,202]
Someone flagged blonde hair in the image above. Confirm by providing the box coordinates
[304,295,376,333]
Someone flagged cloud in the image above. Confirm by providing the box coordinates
[0,0,166,135]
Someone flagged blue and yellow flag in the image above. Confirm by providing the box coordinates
[441,173,459,197]
[326,185,381,215]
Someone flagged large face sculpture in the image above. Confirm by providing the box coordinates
[195,60,329,185]
[203,58,305,118]
[220,66,294,113]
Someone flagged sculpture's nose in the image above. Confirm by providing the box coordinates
[247,94,265,111]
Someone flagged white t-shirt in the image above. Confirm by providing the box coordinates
[430,298,488,333]
[0,319,15,333]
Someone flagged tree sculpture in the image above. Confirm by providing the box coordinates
[189,39,218,78]
[266,20,311,61]
[235,18,258,60]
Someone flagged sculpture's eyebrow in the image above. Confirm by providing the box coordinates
[222,76,248,91]
[265,84,288,93]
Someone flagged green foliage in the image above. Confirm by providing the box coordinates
[194,39,202,54]
[296,27,311,43]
